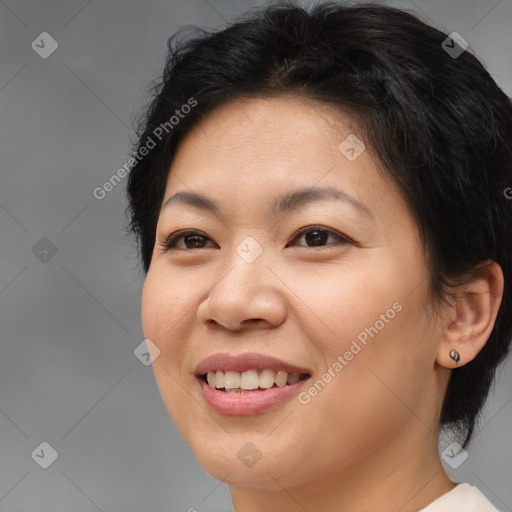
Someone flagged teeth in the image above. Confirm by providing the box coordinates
[287,373,300,385]
[205,369,305,390]
[240,370,259,390]
[275,370,287,387]
[206,372,216,387]
[224,371,240,389]
[214,371,225,389]
[259,369,275,389]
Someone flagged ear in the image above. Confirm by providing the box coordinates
[436,261,504,368]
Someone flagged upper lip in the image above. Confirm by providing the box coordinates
[195,352,312,376]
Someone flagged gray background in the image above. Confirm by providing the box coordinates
[0,0,511,511]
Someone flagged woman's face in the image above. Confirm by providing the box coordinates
[141,95,449,490]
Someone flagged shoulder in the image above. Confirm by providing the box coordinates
[419,482,501,512]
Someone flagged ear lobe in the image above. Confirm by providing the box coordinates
[436,261,504,369]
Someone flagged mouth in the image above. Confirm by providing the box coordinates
[194,352,313,415]
[200,369,311,393]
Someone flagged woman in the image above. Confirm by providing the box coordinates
[126,2,512,510]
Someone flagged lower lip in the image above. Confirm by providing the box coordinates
[198,377,310,415]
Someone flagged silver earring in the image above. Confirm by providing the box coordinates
[449,349,460,364]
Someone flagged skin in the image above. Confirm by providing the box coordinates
[141,95,504,512]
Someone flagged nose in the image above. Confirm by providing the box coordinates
[196,248,287,332]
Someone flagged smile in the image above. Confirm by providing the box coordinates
[204,369,309,392]
[195,352,312,415]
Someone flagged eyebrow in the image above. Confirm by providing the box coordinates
[162,186,373,219]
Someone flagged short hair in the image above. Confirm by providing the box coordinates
[126,1,512,448]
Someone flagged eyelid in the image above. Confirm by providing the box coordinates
[160,225,356,251]
[289,225,355,247]
[159,229,215,250]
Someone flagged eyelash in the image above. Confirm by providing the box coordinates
[159,225,353,251]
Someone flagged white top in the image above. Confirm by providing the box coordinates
[419,482,501,511]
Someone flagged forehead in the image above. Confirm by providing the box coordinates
[163,95,404,221]
[174,95,356,160]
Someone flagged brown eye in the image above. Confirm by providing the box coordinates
[159,226,352,252]
[160,230,216,250]
[288,226,351,248]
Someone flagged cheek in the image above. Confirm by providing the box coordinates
[290,261,401,353]
[141,270,195,424]
[295,258,431,411]
[324,299,432,434]
[141,274,163,343]
[141,267,187,343]
[140,270,191,392]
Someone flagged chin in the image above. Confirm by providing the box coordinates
[187,436,313,491]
